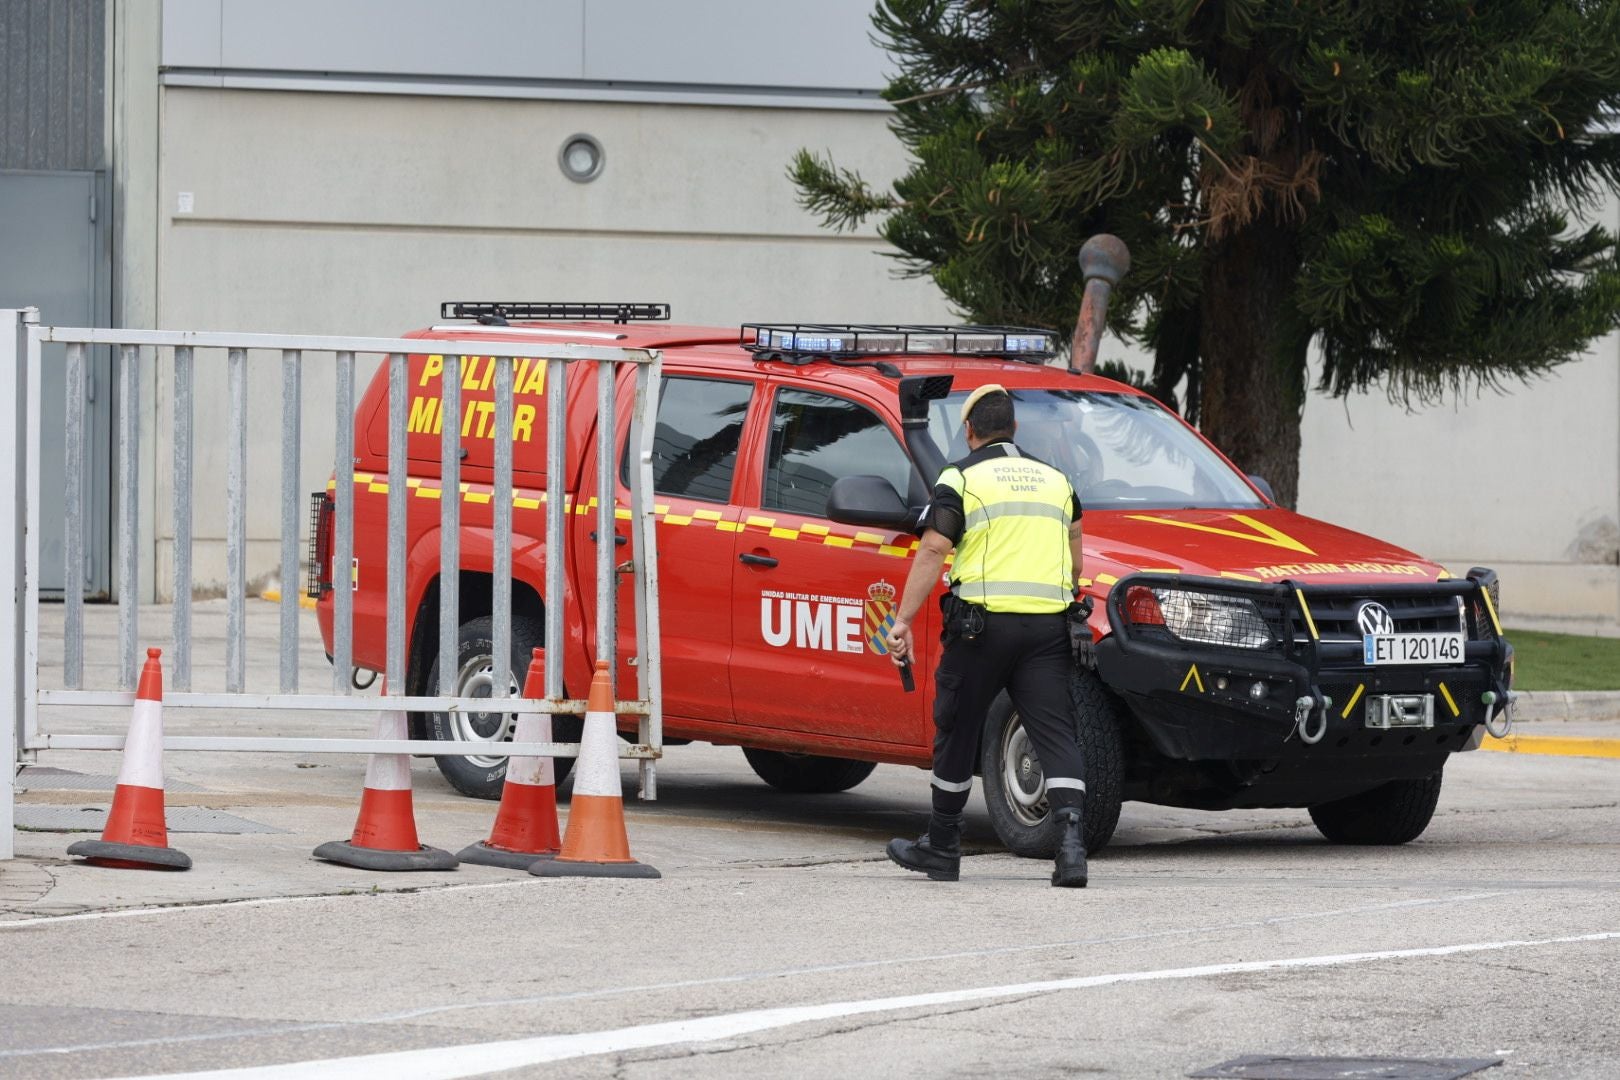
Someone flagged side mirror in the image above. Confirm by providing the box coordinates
[828,475,915,530]
[1247,474,1276,503]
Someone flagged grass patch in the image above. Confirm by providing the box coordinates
[1504,629,1620,692]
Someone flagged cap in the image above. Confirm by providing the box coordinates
[960,383,1008,428]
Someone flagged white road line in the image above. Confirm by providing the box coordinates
[116,931,1620,1080]
[0,892,1499,1061]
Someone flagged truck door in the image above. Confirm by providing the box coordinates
[574,371,754,722]
[729,384,930,750]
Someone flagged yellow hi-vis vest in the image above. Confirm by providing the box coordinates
[940,445,1076,614]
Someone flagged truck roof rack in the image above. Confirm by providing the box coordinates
[740,323,1055,364]
[440,302,671,325]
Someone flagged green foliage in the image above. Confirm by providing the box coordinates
[792,0,1620,411]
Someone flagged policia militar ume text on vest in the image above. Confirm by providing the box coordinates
[883,383,1091,888]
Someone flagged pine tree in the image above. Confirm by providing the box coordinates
[793,0,1620,507]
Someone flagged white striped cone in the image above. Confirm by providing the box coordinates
[66,648,191,870]
[313,680,458,872]
[531,660,659,879]
[460,648,561,869]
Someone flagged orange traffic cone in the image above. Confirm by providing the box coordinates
[66,648,191,870]
[531,660,659,880]
[459,648,562,869]
[314,681,458,872]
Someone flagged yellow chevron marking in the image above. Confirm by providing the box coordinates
[1437,682,1460,718]
[769,527,799,540]
[746,515,776,529]
[406,477,421,488]
[824,535,854,549]
[655,504,670,515]
[879,544,912,558]
[1220,570,1262,582]
[799,523,829,535]
[465,492,491,504]
[1179,664,1205,693]
[854,532,885,546]
[1341,683,1365,719]
[1295,588,1319,640]
[367,482,388,494]
[1437,570,1452,580]
[692,509,724,521]
[615,507,633,520]
[514,496,540,510]
[716,521,742,532]
[1095,573,1118,586]
[1076,577,1092,588]
[1480,586,1503,636]
[666,514,694,527]
[1126,513,1316,555]
[417,487,442,500]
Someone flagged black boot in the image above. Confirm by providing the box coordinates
[886,811,962,881]
[1052,806,1087,888]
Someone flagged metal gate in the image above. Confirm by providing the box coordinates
[2,308,665,861]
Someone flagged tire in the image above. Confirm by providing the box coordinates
[424,614,579,799]
[742,748,878,794]
[1309,770,1443,845]
[981,668,1126,857]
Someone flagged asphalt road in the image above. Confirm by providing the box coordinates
[3,733,1618,1079]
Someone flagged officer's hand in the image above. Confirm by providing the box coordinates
[886,618,914,666]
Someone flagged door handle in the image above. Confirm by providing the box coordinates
[738,552,778,568]
[589,531,628,546]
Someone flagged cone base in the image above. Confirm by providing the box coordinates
[457,842,558,871]
[530,857,660,880]
[66,839,192,871]
[313,840,458,872]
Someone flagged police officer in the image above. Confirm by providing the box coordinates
[884,383,1089,888]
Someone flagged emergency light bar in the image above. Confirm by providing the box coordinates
[741,323,1054,362]
[440,302,671,324]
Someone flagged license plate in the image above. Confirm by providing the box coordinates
[1363,632,1464,665]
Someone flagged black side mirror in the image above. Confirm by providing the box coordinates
[1247,474,1276,503]
[828,475,915,530]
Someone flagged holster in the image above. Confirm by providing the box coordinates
[938,591,986,643]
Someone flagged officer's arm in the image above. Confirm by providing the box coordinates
[897,529,954,626]
[1069,518,1085,585]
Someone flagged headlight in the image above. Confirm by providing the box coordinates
[1155,589,1274,649]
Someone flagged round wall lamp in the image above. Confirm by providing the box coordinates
[559,134,605,183]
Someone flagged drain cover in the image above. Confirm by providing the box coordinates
[15,806,284,835]
[1190,1056,1502,1080]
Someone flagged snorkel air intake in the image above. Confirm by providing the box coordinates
[898,375,955,484]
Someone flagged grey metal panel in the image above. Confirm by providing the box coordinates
[162,0,889,93]
[161,0,222,69]
[0,0,105,171]
[582,0,889,91]
[207,0,584,79]
[0,172,110,598]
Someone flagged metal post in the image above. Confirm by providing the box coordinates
[21,312,39,760]
[2,311,25,859]
[172,347,194,691]
[63,343,85,689]
[1069,234,1131,375]
[386,353,407,690]
[492,356,513,699]
[543,358,566,702]
[117,344,140,689]
[226,348,248,694]
[629,357,662,799]
[279,349,302,693]
[439,353,461,695]
[332,351,355,694]
[595,360,616,673]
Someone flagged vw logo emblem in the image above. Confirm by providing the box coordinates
[1356,601,1395,636]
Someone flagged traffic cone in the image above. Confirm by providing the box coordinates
[459,648,562,869]
[66,648,191,870]
[313,681,458,871]
[531,660,659,880]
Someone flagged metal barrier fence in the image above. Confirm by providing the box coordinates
[1,308,665,861]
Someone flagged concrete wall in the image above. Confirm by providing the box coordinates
[150,87,954,598]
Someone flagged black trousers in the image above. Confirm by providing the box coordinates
[930,609,1087,817]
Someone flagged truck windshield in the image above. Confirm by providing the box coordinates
[925,389,1266,511]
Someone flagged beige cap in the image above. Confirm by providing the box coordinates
[960,383,1008,428]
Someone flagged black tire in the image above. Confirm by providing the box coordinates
[742,748,878,794]
[424,614,579,799]
[981,668,1126,857]
[1309,770,1443,845]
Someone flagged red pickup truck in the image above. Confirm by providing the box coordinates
[313,305,1514,856]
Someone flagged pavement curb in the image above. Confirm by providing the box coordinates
[1512,691,1620,723]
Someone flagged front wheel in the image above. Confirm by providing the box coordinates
[981,668,1125,857]
[1309,771,1443,845]
[742,748,877,794]
[424,614,579,799]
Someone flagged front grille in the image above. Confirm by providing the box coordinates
[306,492,333,598]
[1304,592,1464,643]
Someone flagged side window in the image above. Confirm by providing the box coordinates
[628,376,752,502]
[764,388,915,518]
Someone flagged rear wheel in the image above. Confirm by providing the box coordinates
[742,748,877,794]
[981,668,1125,857]
[1309,770,1443,845]
[424,614,579,799]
